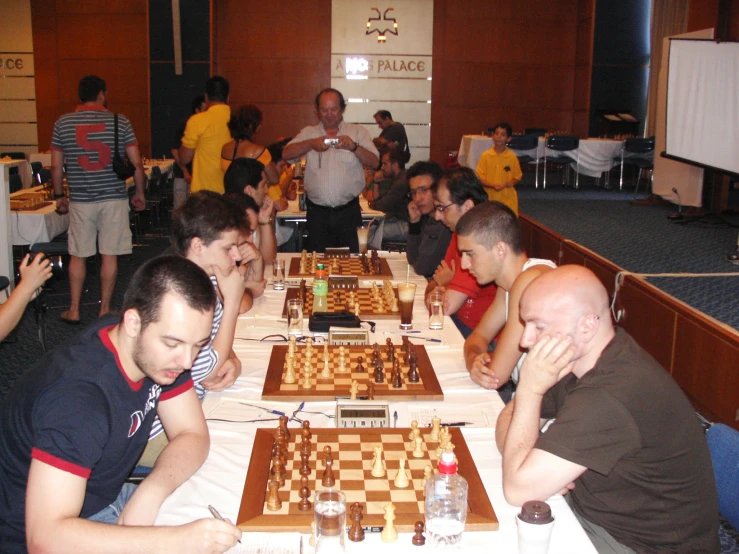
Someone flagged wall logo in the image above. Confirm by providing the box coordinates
[366,8,398,43]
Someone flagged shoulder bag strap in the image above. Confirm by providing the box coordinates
[114,113,121,158]
[232,139,240,161]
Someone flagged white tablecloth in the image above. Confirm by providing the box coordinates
[155,253,597,553]
[458,135,626,178]
[10,197,68,246]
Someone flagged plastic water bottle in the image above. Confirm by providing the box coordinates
[425,451,468,549]
[312,264,328,313]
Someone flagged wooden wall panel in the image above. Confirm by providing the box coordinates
[31,0,149,154]
[215,0,331,147]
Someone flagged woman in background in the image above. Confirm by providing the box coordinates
[221,104,280,184]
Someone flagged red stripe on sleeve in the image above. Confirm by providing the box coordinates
[50,145,63,152]
[31,447,92,479]
[160,378,194,401]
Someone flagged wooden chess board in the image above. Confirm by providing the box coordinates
[281,287,400,319]
[262,344,443,402]
[288,256,393,280]
[237,427,499,533]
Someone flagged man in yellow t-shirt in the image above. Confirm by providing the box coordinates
[475,122,523,215]
[179,76,232,193]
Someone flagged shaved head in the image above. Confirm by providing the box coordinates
[523,265,611,322]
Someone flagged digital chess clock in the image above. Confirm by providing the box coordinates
[328,329,369,345]
[335,399,391,428]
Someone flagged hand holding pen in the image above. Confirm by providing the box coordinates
[208,505,243,545]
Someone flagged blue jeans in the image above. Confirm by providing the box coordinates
[87,483,138,524]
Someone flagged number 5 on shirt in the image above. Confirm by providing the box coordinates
[75,123,111,170]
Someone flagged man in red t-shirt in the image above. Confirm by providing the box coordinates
[424,168,496,338]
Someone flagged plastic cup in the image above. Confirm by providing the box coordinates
[287,299,303,336]
[314,490,346,553]
[429,289,444,330]
[397,282,417,330]
[273,259,285,290]
[356,226,369,254]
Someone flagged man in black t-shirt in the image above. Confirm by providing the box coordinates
[0,256,242,554]
[496,265,719,554]
[374,110,411,164]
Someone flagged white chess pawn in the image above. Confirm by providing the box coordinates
[412,436,425,459]
[408,421,419,441]
[320,357,331,379]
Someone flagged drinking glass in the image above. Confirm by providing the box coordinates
[273,259,285,290]
[356,226,369,254]
[397,282,417,330]
[429,289,444,330]
[314,490,346,553]
[287,299,303,336]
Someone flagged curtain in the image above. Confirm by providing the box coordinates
[645,0,689,137]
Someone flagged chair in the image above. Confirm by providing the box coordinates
[524,128,547,137]
[543,135,580,189]
[30,161,51,185]
[9,173,23,193]
[0,152,25,160]
[615,137,655,194]
[0,275,9,300]
[706,423,739,530]
[508,134,541,188]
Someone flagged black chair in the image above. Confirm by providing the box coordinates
[524,128,547,137]
[9,173,23,193]
[29,161,51,185]
[0,152,25,160]
[508,134,541,188]
[614,137,655,194]
[543,135,580,189]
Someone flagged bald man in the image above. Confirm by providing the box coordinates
[496,266,719,554]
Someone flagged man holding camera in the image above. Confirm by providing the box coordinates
[283,88,379,252]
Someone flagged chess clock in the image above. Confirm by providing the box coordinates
[328,329,369,345]
[335,399,391,428]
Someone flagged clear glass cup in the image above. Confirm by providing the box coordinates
[273,259,285,290]
[429,289,444,330]
[356,226,369,254]
[314,490,346,553]
[397,282,417,330]
[287,299,303,336]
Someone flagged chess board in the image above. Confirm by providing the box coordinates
[281,287,400,319]
[237,427,499,533]
[288,256,393,280]
[262,344,444,402]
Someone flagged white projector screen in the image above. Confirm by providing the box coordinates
[665,39,739,175]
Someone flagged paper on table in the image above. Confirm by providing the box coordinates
[226,533,302,553]
[203,397,283,423]
[409,406,494,428]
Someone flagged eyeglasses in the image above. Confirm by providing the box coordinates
[434,202,457,213]
[408,185,432,198]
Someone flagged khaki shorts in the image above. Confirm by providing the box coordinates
[69,199,132,258]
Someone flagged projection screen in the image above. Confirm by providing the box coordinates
[665,39,739,175]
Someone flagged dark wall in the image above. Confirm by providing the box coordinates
[149,0,211,158]
[588,0,651,137]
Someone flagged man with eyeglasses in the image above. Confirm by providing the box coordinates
[425,168,497,339]
[283,89,379,252]
[404,161,451,278]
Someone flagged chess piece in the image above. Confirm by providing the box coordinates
[430,416,442,442]
[374,365,385,384]
[337,353,347,373]
[393,458,409,488]
[266,479,282,511]
[371,446,386,477]
[390,297,399,312]
[376,302,386,314]
[350,380,359,400]
[322,447,336,487]
[300,452,311,477]
[444,441,457,463]
[302,420,312,441]
[354,302,360,317]
[271,455,285,487]
[279,415,291,441]
[348,502,365,542]
[298,475,312,511]
[407,358,420,383]
[409,427,422,448]
[381,502,398,542]
[323,343,329,362]
[301,370,312,390]
[320,357,331,379]
[310,521,317,547]
[408,420,419,441]
[367,381,375,400]
[422,465,433,488]
[356,356,365,373]
[284,358,296,384]
[413,436,425,458]
[412,521,426,546]
[392,368,403,389]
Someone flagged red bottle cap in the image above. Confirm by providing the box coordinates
[438,451,457,475]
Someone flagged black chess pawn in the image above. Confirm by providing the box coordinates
[356,356,365,373]
[374,365,385,384]
[393,367,403,389]
[388,346,395,363]
[349,503,366,542]
[407,360,420,383]
[412,521,426,546]
[298,475,312,511]
[367,381,375,400]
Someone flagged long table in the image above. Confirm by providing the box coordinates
[458,135,625,179]
[154,253,597,553]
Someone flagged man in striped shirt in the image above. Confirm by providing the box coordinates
[138,191,249,466]
[52,75,146,324]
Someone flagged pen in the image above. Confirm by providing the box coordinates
[443,422,473,427]
[208,505,242,543]
[384,330,421,334]
[393,411,398,428]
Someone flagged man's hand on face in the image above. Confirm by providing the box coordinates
[518,334,575,397]
[212,264,246,306]
[407,201,421,223]
[258,196,274,224]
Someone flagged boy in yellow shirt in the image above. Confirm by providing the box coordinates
[475,122,523,215]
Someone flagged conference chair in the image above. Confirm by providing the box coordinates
[0,152,25,160]
[508,134,541,188]
[543,135,580,189]
[615,137,655,194]
[706,423,739,531]
[9,173,23,193]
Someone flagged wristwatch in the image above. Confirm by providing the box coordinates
[350,141,359,152]
[259,219,273,226]
[53,193,65,199]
